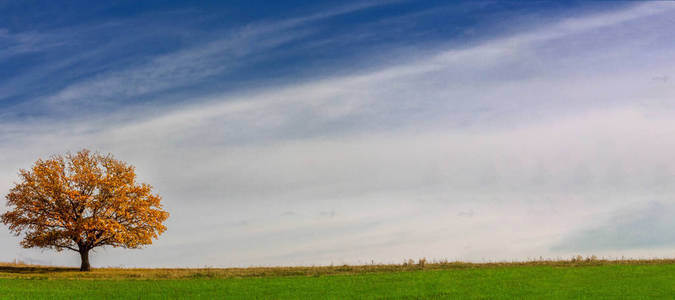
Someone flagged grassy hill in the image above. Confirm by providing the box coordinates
[2,259,675,299]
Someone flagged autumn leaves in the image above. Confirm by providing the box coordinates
[1,150,169,271]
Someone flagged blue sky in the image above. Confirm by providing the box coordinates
[0,1,627,120]
[2,1,675,267]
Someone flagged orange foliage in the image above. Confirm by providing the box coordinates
[1,149,169,255]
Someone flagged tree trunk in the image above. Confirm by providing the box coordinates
[79,249,91,272]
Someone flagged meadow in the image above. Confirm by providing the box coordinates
[1,259,675,299]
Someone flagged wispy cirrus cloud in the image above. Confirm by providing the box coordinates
[0,2,398,118]
[74,1,675,146]
[46,28,314,106]
[43,1,399,109]
[0,29,61,59]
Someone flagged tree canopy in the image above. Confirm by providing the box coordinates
[1,149,169,271]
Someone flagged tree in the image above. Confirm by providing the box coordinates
[1,150,169,271]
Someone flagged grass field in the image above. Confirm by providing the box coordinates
[1,259,675,299]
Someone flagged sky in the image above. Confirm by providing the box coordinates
[2,1,675,268]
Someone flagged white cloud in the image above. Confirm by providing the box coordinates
[553,201,675,252]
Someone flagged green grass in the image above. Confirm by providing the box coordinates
[1,262,675,299]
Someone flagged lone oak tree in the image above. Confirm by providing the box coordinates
[1,150,169,271]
